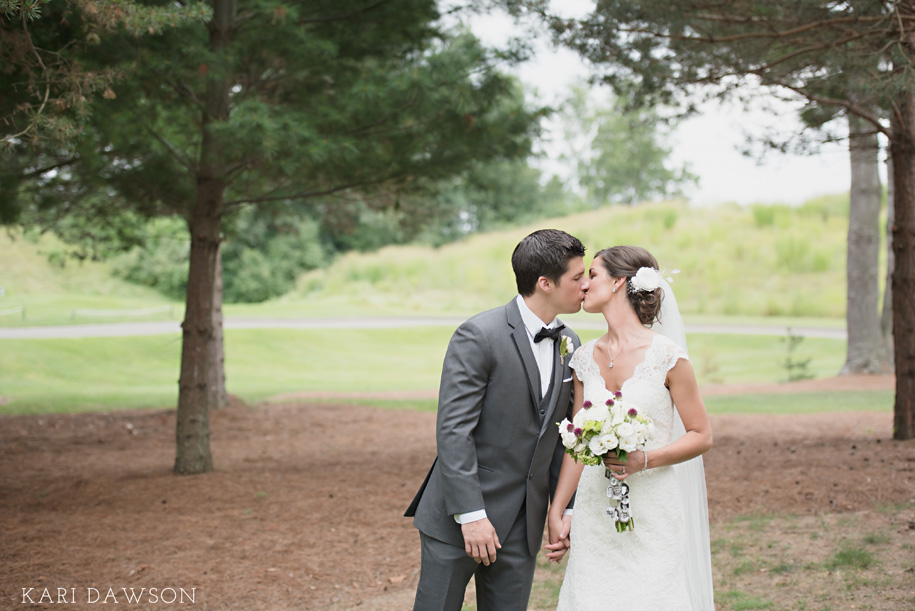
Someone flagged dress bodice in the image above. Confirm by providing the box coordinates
[569,334,689,450]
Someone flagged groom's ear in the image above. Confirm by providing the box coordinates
[536,275,552,294]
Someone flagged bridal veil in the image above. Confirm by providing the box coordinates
[653,276,715,610]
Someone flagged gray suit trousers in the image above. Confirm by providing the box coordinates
[412,505,534,611]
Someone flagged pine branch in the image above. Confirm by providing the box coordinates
[760,76,891,137]
[21,156,80,178]
[1,17,50,145]
[297,0,389,25]
[222,173,406,210]
[122,105,198,173]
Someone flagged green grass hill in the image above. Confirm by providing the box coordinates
[291,196,861,320]
[1,195,865,324]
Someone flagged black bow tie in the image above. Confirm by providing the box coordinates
[533,324,565,343]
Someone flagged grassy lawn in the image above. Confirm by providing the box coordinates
[0,327,453,414]
[517,510,915,611]
[1,327,890,416]
[0,198,889,417]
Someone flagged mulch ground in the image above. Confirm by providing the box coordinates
[1,376,913,610]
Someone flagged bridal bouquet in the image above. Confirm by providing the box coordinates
[557,392,654,532]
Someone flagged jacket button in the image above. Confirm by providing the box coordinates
[529,473,534,479]
[539,409,545,415]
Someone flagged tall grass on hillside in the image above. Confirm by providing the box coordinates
[0,230,178,326]
[295,197,859,318]
[1,196,859,323]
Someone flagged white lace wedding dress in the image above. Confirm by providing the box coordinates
[557,334,696,610]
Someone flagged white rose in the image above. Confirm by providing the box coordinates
[561,429,578,448]
[631,267,662,292]
[588,403,610,424]
[610,404,624,426]
[599,432,619,453]
[557,418,577,448]
[615,421,635,440]
[572,409,587,429]
[560,336,575,357]
[589,432,618,455]
[618,436,638,453]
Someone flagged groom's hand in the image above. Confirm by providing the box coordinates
[544,513,572,563]
[461,518,501,565]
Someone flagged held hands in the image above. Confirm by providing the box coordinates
[461,518,501,565]
[603,449,646,481]
[544,512,572,563]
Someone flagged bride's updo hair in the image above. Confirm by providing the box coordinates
[595,246,663,325]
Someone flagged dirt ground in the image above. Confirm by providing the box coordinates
[1,375,914,610]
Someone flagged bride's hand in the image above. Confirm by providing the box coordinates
[544,512,572,563]
[602,450,645,481]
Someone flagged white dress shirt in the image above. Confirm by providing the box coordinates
[454,295,561,525]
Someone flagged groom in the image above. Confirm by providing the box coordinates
[405,229,587,611]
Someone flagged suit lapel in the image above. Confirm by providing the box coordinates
[506,299,540,408]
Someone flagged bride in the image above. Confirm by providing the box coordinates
[545,245,715,610]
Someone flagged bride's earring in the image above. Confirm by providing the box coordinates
[612,287,616,293]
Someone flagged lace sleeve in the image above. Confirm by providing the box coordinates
[569,339,590,382]
[663,337,690,374]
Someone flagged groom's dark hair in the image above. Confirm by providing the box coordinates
[512,229,585,296]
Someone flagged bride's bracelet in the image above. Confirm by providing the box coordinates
[643,450,649,471]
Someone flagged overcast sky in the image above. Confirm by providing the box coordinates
[465,6,858,206]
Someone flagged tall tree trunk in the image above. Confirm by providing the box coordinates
[882,153,895,359]
[174,0,235,473]
[842,113,889,374]
[175,205,219,474]
[889,89,915,441]
[209,243,228,410]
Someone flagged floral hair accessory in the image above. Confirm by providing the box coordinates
[628,267,680,293]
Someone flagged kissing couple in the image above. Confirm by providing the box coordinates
[405,229,715,610]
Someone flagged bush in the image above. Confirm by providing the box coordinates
[112,213,330,303]
[221,213,329,303]
[111,218,189,300]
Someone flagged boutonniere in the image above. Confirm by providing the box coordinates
[559,335,575,365]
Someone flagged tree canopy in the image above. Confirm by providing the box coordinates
[511,0,914,439]
[560,84,696,206]
[0,0,211,149]
[2,0,551,472]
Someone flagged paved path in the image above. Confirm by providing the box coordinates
[0,317,847,339]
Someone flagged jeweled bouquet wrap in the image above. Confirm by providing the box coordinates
[557,391,655,532]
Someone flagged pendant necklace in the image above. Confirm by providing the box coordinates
[607,333,646,368]
[606,340,623,369]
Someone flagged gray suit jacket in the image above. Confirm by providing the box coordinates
[405,298,580,557]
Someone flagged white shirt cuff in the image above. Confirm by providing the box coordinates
[563,508,574,516]
[454,509,487,524]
